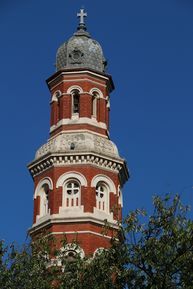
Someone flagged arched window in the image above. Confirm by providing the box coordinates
[72,89,80,114]
[93,247,105,258]
[39,184,49,217]
[91,91,98,118]
[57,244,85,267]
[64,180,80,208]
[34,178,53,221]
[96,182,108,212]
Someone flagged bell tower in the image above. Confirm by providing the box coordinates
[28,9,129,257]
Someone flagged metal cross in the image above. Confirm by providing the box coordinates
[77,8,87,24]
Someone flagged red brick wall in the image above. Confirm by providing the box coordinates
[33,164,121,224]
[48,71,111,137]
[30,70,120,256]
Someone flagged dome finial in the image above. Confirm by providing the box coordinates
[77,8,87,31]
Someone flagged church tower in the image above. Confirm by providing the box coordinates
[28,9,129,257]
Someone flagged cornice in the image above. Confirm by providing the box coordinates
[28,214,119,236]
[28,152,129,186]
[46,68,114,93]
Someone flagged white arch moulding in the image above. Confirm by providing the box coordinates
[56,171,87,188]
[89,87,103,99]
[34,177,53,199]
[91,174,116,194]
[67,85,83,94]
[51,90,62,102]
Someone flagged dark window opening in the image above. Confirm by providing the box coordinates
[72,90,80,114]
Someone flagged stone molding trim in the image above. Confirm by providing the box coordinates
[89,87,103,99]
[51,231,113,241]
[29,214,119,236]
[28,152,128,186]
[51,90,62,102]
[91,174,116,194]
[35,132,119,160]
[56,171,87,188]
[60,243,85,259]
[49,129,109,140]
[50,117,107,133]
[49,78,107,92]
[47,69,112,91]
[67,85,83,94]
[34,177,53,198]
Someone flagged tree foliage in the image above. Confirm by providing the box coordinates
[1,194,193,288]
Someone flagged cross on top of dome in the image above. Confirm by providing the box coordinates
[77,8,87,24]
[77,8,87,31]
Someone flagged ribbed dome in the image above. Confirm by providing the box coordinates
[56,23,107,73]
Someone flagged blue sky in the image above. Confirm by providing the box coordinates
[0,0,193,244]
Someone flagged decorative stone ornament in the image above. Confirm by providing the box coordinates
[69,48,84,64]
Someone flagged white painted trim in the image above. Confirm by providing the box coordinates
[51,90,62,102]
[118,185,123,207]
[34,177,53,199]
[50,117,107,133]
[50,231,112,240]
[59,206,84,215]
[29,153,126,180]
[30,214,118,233]
[48,70,109,89]
[60,70,109,80]
[89,87,103,99]
[56,171,87,188]
[60,243,85,259]
[91,175,116,194]
[50,78,106,92]
[49,129,108,140]
[67,85,83,94]
[93,247,105,257]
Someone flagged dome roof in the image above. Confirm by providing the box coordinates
[56,12,107,73]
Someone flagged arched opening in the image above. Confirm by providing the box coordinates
[64,179,80,207]
[57,244,85,267]
[95,182,108,212]
[91,91,98,118]
[39,184,49,217]
[72,89,80,114]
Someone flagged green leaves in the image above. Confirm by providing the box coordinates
[124,194,193,288]
[0,194,193,288]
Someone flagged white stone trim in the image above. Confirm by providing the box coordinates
[34,178,53,220]
[49,129,108,140]
[50,78,106,92]
[93,247,105,257]
[50,117,107,133]
[30,213,118,233]
[67,85,83,94]
[89,87,103,99]
[50,231,112,240]
[34,177,53,199]
[60,243,85,259]
[28,153,128,187]
[91,175,116,219]
[118,185,123,207]
[59,206,84,216]
[56,171,87,188]
[51,90,62,102]
[57,172,86,213]
[60,70,109,80]
[48,70,109,91]
[91,175,116,194]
